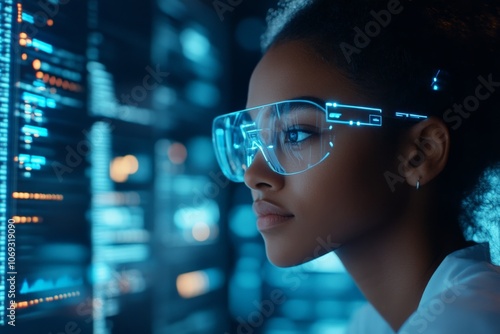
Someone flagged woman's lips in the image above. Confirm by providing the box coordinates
[252,200,294,231]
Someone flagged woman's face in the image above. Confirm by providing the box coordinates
[245,40,404,267]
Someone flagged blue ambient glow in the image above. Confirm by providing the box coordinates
[180,27,210,62]
[31,39,54,54]
[22,13,35,24]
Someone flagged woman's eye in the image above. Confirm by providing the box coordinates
[284,128,313,144]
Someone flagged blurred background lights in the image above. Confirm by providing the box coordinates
[167,142,187,164]
[110,154,139,182]
[176,268,224,299]
[299,252,346,273]
[32,58,41,70]
[309,320,349,334]
[174,200,219,229]
[233,264,260,290]
[229,205,258,238]
[282,299,313,321]
[180,27,210,63]
[152,85,177,109]
[192,221,211,242]
[186,136,215,171]
[174,199,220,243]
[185,80,220,108]
[177,271,207,298]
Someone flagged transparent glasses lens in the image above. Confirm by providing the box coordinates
[212,100,335,182]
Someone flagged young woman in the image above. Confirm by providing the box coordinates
[213,0,500,332]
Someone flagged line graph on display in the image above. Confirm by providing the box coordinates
[19,276,84,294]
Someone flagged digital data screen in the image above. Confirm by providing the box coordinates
[1,0,91,332]
[1,0,230,333]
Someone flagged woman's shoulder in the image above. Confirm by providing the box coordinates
[399,243,500,334]
[347,243,500,334]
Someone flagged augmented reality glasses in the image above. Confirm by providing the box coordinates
[212,99,427,183]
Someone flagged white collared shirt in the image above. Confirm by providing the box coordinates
[347,243,500,334]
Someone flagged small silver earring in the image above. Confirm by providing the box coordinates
[416,178,420,190]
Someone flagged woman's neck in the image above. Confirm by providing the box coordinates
[335,196,466,331]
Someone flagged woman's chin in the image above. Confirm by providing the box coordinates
[264,244,315,268]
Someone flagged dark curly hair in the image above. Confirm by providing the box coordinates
[261,0,500,258]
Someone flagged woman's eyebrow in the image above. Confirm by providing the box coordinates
[291,96,327,106]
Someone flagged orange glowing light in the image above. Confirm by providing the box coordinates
[16,302,27,309]
[19,39,27,46]
[17,4,22,23]
[110,155,140,183]
[36,71,43,79]
[123,155,139,174]
[21,53,27,60]
[47,19,54,26]
[20,32,27,39]
[176,271,209,299]
[168,142,188,164]
[32,59,41,70]
[12,192,63,201]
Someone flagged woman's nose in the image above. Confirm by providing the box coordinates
[243,150,285,192]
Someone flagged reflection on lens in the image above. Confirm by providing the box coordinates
[213,100,335,181]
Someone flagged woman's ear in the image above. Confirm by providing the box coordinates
[399,116,450,188]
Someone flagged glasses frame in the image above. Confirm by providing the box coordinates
[213,99,428,182]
